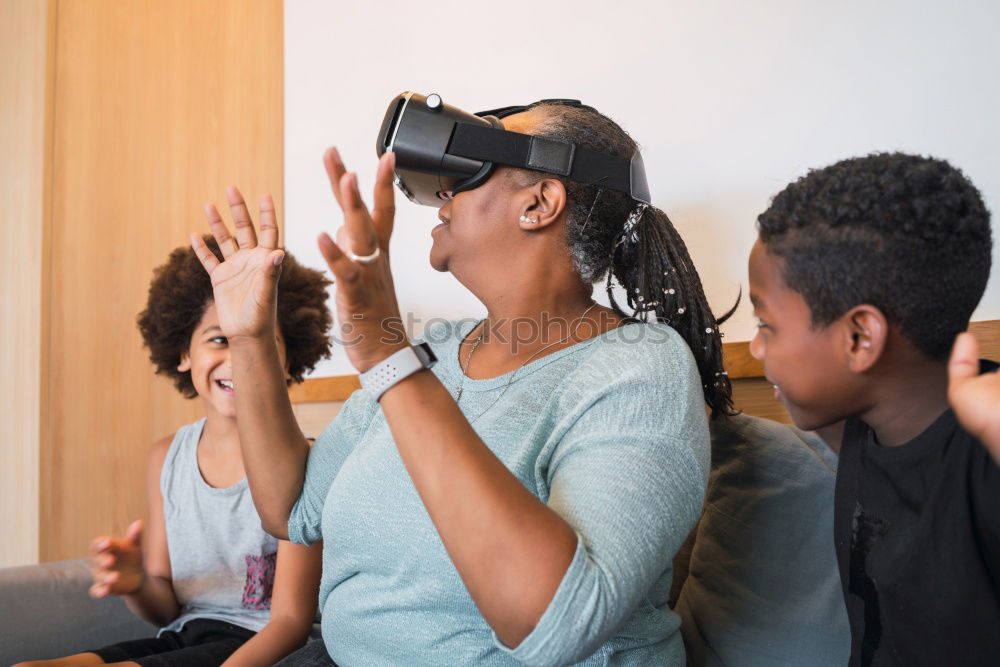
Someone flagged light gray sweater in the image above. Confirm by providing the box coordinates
[289,320,710,666]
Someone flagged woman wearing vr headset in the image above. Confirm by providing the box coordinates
[193,97,733,666]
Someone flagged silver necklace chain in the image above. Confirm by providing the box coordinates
[455,303,599,424]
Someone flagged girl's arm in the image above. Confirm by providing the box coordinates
[192,192,309,538]
[222,540,324,667]
[90,436,181,627]
[227,332,309,539]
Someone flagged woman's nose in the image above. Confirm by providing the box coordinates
[439,199,452,221]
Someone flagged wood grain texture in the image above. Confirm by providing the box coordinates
[290,401,345,440]
[732,378,792,424]
[969,320,1000,361]
[288,375,361,404]
[43,0,283,561]
[722,340,763,379]
[0,0,55,567]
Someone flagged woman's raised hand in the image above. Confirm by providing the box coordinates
[317,149,409,373]
[192,188,285,341]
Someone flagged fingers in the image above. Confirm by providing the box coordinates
[323,147,348,209]
[203,203,239,258]
[265,249,285,281]
[91,535,112,555]
[226,186,260,250]
[89,542,118,598]
[323,147,383,256]
[125,519,144,547]
[317,232,360,284]
[339,172,379,256]
[259,193,279,250]
[948,332,980,390]
[190,233,220,273]
[88,566,121,598]
[371,152,397,250]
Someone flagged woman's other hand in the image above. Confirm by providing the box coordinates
[948,332,1000,462]
[318,149,408,372]
[89,519,145,597]
[193,189,285,342]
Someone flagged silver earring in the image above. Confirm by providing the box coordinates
[519,214,538,225]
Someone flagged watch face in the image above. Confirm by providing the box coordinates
[415,342,438,367]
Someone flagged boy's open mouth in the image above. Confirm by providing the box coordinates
[215,379,234,391]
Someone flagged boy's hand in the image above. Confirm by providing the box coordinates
[89,519,146,598]
[948,332,1000,463]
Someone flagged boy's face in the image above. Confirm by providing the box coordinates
[178,302,288,419]
[748,239,862,431]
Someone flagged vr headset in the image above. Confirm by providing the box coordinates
[376,92,651,208]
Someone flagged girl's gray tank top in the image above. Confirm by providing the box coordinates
[159,418,278,634]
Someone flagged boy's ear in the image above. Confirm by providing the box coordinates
[518,178,567,232]
[842,305,888,373]
[177,353,191,373]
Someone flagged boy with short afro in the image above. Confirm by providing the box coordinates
[748,153,998,666]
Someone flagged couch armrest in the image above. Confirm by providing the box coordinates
[0,558,156,665]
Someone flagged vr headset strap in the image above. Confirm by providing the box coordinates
[449,124,649,202]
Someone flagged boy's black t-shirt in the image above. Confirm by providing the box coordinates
[834,361,1000,667]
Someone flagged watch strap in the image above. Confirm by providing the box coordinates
[359,342,437,401]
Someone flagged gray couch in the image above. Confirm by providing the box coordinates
[0,558,155,665]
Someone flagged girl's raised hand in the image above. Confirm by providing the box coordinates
[317,149,409,373]
[192,188,285,341]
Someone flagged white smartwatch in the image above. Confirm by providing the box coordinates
[359,342,438,402]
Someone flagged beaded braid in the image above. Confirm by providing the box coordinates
[524,102,738,417]
[606,204,737,417]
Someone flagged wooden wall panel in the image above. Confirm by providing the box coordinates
[0,0,55,567]
[43,0,283,561]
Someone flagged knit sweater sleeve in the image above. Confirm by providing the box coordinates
[288,389,379,545]
[496,326,711,665]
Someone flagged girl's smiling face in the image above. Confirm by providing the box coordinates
[177,302,288,419]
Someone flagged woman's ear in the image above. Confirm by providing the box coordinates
[843,305,889,373]
[518,177,566,232]
[177,353,191,373]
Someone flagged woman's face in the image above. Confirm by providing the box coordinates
[428,111,541,278]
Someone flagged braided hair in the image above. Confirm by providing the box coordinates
[524,103,737,417]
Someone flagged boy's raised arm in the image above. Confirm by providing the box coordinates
[948,332,1000,462]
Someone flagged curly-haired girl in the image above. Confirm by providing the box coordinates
[16,235,332,667]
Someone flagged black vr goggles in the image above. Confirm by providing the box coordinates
[376,92,651,208]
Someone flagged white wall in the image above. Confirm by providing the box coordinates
[286,0,1000,377]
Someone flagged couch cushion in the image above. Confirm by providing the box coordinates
[675,414,850,666]
[0,558,155,665]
